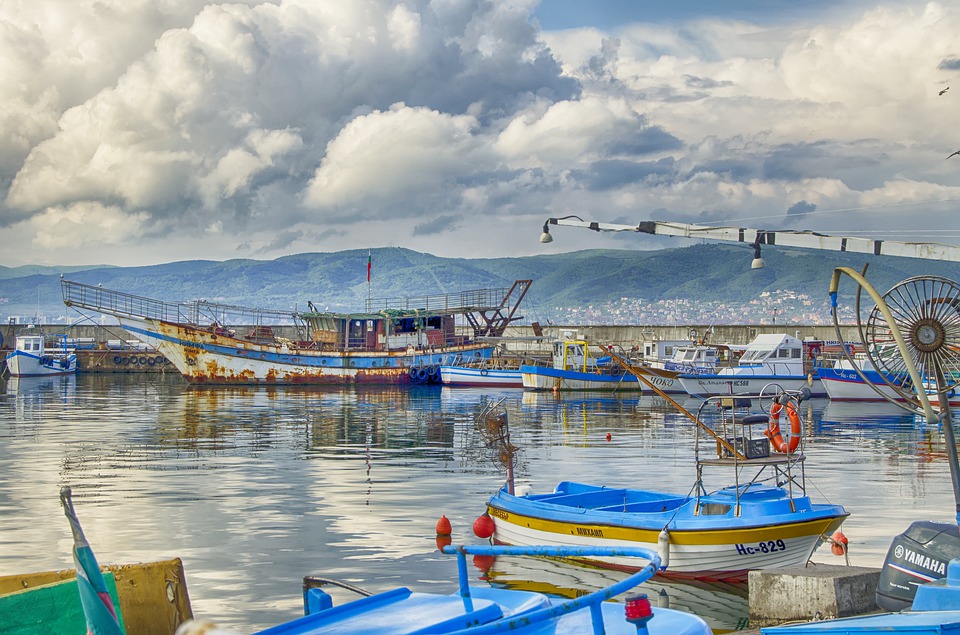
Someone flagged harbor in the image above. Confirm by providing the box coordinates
[1,373,952,633]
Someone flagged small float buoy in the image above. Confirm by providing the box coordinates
[606,433,612,442]
[473,512,496,539]
[436,515,452,537]
[436,534,452,551]
[830,530,848,556]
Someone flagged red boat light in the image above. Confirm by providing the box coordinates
[625,593,653,624]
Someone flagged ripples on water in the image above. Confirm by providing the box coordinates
[0,374,954,633]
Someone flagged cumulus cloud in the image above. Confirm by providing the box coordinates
[1,0,959,266]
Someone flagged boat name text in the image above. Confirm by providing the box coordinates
[735,539,786,556]
[575,527,604,538]
[489,508,509,521]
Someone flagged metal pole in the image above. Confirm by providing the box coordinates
[935,363,960,524]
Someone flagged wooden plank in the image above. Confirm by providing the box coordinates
[0,572,124,634]
[0,558,192,635]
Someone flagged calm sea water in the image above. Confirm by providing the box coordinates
[0,374,955,634]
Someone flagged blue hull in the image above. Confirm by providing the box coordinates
[487,482,848,576]
[521,365,641,391]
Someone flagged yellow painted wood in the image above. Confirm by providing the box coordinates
[0,558,192,635]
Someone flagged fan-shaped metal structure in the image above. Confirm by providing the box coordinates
[830,269,960,523]
[862,276,960,403]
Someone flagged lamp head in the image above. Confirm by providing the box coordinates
[539,222,553,243]
[751,237,765,269]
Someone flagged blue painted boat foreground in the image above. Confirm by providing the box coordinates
[486,388,848,580]
[761,557,960,633]
[258,545,711,635]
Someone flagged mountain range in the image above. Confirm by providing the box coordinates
[1,244,956,323]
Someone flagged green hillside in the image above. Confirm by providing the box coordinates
[0,245,956,323]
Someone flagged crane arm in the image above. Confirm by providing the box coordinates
[539,216,960,262]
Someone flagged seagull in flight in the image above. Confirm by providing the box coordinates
[940,87,950,96]
[948,150,960,159]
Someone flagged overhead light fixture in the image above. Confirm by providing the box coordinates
[751,238,766,269]
[539,221,553,243]
[539,215,586,244]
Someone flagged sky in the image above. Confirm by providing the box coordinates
[2,0,960,268]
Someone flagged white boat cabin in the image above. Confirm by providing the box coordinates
[729,333,826,375]
[662,344,722,374]
[14,334,70,355]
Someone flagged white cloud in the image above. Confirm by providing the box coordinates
[305,104,484,216]
[1,0,959,266]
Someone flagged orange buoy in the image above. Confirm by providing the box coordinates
[436,534,452,551]
[436,514,452,537]
[830,530,848,556]
[606,433,612,442]
[473,512,496,539]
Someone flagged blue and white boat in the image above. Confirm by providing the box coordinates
[4,334,78,377]
[61,279,531,385]
[257,544,711,635]
[440,364,524,388]
[485,388,848,580]
[761,556,960,634]
[521,340,640,392]
[818,353,960,405]
[677,334,826,398]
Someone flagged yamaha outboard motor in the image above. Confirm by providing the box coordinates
[876,520,960,611]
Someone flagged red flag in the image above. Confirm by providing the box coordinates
[367,251,371,282]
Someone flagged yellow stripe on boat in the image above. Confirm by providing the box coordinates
[488,505,847,545]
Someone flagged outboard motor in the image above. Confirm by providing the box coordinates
[876,520,960,611]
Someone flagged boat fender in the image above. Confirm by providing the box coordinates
[658,528,670,570]
[113,356,121,364]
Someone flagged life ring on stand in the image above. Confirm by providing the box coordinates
[764,399,802,453]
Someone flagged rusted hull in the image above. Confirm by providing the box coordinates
[119,316,493,384]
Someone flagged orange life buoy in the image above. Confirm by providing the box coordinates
[764,400,801,453]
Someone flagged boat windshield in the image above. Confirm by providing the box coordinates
[740,345,776,363]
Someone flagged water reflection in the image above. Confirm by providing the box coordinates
[0,376,957,633]
[485,555,749,633]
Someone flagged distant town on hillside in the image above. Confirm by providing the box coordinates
[1,243,950,327]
